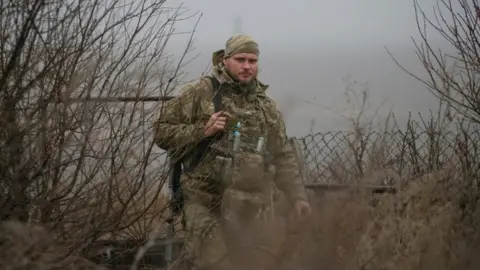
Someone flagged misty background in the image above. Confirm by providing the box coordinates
[160,0,453,137]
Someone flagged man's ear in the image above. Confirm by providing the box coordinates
[222,58,228,66]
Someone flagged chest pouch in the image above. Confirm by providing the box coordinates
[215,133,278,223]
[212,133,273,190]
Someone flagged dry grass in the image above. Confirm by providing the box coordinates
[0,221,106,270]
[3,157,479,270]
[260,167,480,270]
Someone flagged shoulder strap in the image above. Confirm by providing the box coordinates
[208,76,223,112]
[181,76,224,173]
[168,76,224,215]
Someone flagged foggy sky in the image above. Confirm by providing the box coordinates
[161,0,454,137]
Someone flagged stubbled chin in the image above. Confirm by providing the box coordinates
[238,75,253,83]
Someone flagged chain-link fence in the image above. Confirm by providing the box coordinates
[92,125,480,269]
[291,126,480,186]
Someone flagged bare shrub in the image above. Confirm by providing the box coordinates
[0,0,200,266]
[0,220,105,270]
[387,0,480,126]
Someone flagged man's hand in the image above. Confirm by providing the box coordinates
[204,111,230,137]
[293,199,312,218]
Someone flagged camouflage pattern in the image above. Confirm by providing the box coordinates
[223,34,259,58]
[154,35,308,270]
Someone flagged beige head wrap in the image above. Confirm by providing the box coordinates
[211,34,259,66]
[223,34,259,58]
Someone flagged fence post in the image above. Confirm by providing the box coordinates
[289,137,307,183]
[165,153,175,267]
[289,137,311,203]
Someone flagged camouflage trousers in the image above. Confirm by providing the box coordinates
[181,188,289,270]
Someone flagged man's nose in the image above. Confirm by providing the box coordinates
[241,61,252,69]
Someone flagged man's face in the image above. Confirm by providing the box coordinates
[223,53,258,83]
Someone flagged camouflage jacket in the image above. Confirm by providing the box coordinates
[153,67,308,204]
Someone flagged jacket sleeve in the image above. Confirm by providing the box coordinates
[266,102,309,203]
[153,79,211,158]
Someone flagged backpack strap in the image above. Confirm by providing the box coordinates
[182,76,224,172]
[209,76,223,112]
[169,76,224,216]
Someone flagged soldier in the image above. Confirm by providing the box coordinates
[154,34,311,270]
